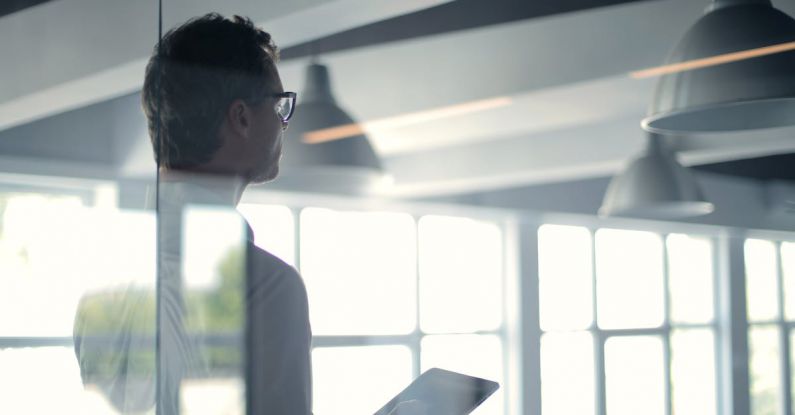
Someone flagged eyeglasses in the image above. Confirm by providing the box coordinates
[270,91,297,123]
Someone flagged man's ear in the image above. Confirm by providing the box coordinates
[226,99,251,139]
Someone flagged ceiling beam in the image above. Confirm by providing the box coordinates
[0,0,452,132]
[382,117,795,198]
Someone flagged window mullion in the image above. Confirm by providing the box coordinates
[591,228,607,415]
[293,206,302,274]
[662,234,673,415]
[518,222,542,415]
[413,214,422,379]
[776,241,793,415]
[0,336,73,348]
[597,328,668,337]
[718,233,752,415]
[312,335,417,348]
[712,236,726,415]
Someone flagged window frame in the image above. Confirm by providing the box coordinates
[5,179,795,415]
[746,238,795,415]
[535,224,721,415]
[241,191,518,414]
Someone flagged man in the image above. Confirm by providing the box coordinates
[74,13,424,415]
[140,13,310,415]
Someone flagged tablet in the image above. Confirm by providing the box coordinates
[373,368,499,415]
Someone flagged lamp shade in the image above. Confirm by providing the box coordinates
[271,63,384,194]
[600,135,714,218]
[642,0,795,134]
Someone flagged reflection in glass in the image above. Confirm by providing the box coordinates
[181,205,248,405]
[749,326,782,415]
[313,346,412,415]
[237,204,295,266]
[538,225,593,331]
[540,332,595,415]
[419,216,503,333]
[596,229,664,329]
[667,234,714,324]
[300,208,416,335]
[671,329,717,415]
[745,239,780,322]
[604,336,665,415]
[421,334,504,415]
[782,242,795,320]
[74,285,156,413]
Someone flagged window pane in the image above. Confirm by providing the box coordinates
[671,329,717,415]
[0,347,122,413]
[313,346,412,415]
[237,203,295,266]
[745,240,780,322]
[540,332,595,415]
[782,242,795,321]
[538,225,593,331]
[596,229,664,329]
[419,215,503,333]
[0,195,83,336]
[0,196,156,337]
[749,326,783,415]
[421,334,504,415]
[604,336,665,415]
[667,234,715,324]
[301,208,416,335]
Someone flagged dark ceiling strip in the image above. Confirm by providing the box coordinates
[280,0,655,60]
[0,0,54,19]
[694,153,795,181]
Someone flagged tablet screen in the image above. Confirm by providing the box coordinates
[373,368,499,415]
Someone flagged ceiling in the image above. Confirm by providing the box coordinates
[279,0,795,184]
[695,153,795,182]
[279,0,654,59]
[1,0,794,201]
[0,0,53,18]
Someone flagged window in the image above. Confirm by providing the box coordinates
[745,239,795,415]
[4,199,508,415]
[418,215,505,415]
[300,208,417,336]
[538,225,718,415]
[312,345,413,415]
[0,190,157,414]
[245,206,509,415]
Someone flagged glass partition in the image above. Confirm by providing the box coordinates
[5,1,795,414]
[0,1,159,413]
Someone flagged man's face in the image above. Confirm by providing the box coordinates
[247,65,286,184]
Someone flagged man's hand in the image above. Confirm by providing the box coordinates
[387,400,429,415]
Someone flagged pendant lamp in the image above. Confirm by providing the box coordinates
[642,0,795,134]
[271,61,384,194]
[600,133,714,218]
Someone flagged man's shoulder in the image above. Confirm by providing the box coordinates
[247,242,297,274]
[246,242,306,295]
